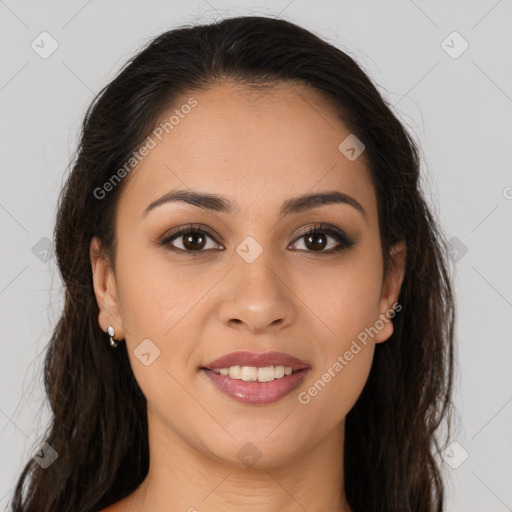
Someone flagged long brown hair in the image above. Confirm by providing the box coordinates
[9,15,455,512]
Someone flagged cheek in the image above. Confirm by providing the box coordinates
[294,247,384,347]
[114,234,206,339]
[295,259,381,426]
[292,247,382,416]
[112,236,201,390]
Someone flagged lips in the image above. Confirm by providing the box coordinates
[203,367,310,405]
[200,350,311,405]
[202,350,310,371]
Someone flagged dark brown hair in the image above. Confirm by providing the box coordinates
[9,15,455,512]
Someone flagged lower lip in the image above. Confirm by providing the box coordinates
[202,368,309,405]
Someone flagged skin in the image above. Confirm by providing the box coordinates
[91,81,405,512]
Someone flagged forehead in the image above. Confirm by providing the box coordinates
[117,81,376,218]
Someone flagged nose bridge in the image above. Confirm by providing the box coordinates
[219,236,295,332]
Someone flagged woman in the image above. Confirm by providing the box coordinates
[9,15,455,512]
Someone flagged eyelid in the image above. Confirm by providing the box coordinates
[293,223,347,239]
[160,223,223,245]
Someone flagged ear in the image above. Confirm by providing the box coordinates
[90,236,125,339]
[375,240,406,343]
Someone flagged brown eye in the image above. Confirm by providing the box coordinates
[161,226,224,254]
[180,231,208,251]
[303,232,328,251]
[289,224,355,254]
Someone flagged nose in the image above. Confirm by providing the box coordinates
[218,251,295,334]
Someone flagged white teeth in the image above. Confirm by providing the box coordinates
[258,366,276,382]
[228,366,242,379]
[211,365,296,382]
[274,366,285,379]
[240,366,258,381]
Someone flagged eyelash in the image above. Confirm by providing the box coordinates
[160,223,355,256]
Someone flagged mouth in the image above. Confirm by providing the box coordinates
[200,350,311,405]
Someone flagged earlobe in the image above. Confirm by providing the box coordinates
[89,237,124,338]
[375,240,406,343]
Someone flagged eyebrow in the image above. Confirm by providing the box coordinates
[143,189,366,219]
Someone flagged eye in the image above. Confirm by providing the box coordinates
[160,224,224,255]
[160,222,355,256]
[289,223,355,254]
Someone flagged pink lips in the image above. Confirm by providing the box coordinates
[201,350,311,405]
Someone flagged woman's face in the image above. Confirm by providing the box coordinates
[91,81,404,468]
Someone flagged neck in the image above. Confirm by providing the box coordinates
[124,414,352,512]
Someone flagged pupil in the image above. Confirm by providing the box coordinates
[305,233,326,251]
[184,232,205,250]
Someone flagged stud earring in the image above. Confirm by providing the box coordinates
[107,325,119,348]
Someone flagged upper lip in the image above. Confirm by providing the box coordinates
[203,350,310,371]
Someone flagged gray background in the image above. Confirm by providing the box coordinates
[1,1,511,510]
